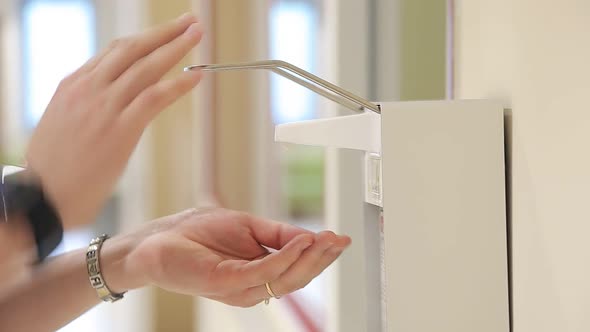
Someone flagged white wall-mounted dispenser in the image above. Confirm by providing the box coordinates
[186,60,510,332]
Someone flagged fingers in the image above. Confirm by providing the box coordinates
[246,215,314,250]
[262,231,350,296]
[110,22,203,110]
[218,231,351,307]
[76,37,120,76]
[214,234,314,290]
[122,68,202,128]
[94,13,198,83]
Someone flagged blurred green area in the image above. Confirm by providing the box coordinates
[280,145,324,219]
[0,145,28,166]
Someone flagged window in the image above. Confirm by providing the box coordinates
[269,1,327,329]
[269,0,318,124]
[270,0,324,223]
[22,0,95,126]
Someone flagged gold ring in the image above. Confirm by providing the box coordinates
[264,282,280,305]
[265,282,280,299]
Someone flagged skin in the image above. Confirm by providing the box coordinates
[26,13,204,229]
[0,209,350,332]
[0,222,35,299]
[0,13,352,331]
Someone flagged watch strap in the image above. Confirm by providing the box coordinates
[1,165,63,261]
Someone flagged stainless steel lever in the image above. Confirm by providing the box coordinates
[184,60,380,114]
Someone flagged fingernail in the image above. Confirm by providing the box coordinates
[185,23,202,37]
[177,12,195,23]
[184,69,202,82]
[300,241,313,250]
[185,68,201,76]
[329,246,345,254]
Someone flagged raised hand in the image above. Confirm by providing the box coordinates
[25,13,203,228]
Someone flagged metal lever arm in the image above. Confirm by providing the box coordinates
[184,60,380,114]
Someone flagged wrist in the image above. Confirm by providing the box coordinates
[23,164,84,230]
[99,235,147,294]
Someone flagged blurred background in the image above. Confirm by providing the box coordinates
[0,0,446,331]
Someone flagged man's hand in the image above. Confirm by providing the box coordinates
[26,13,203,228]
[105,208,352,307]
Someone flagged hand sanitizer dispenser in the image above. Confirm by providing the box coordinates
[186,61,510,332]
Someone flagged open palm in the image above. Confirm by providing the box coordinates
[126,208,351,307]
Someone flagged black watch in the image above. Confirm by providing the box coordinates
[1,166,63,261]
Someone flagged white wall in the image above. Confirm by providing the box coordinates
[455,1,590,331]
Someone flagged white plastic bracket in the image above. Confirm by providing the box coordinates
[275,109,383,206]
[274,110,381,153]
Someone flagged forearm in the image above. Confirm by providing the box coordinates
[0,235,138,332]
[0,222,35,300]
